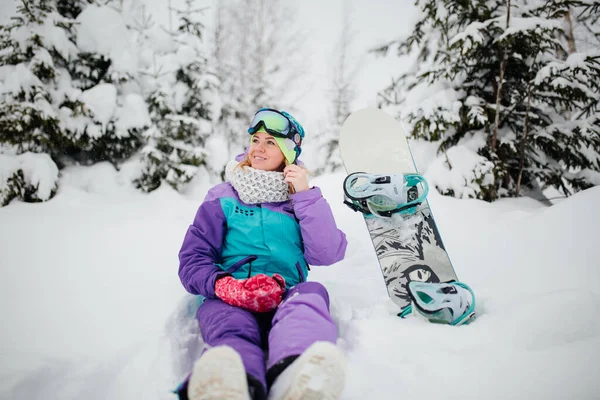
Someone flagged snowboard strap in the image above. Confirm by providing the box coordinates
[343,199,367,214]
[343,172,429,217]
[405,281,476,326]
[343,198,424,217]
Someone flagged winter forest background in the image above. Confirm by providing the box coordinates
[1,0,598,206]
[1,1,600,399]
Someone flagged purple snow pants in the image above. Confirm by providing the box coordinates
[194,281,337,394]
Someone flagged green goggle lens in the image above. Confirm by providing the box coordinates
[248,110,290,136]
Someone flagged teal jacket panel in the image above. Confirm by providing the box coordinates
[219,196,307,287]
[178,181,348,298]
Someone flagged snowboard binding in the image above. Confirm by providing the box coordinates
[343,172,429,217]
[401,281,476,326]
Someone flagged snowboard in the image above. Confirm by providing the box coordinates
[339,107,458,313]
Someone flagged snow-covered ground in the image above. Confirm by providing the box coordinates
[1,158,599,399]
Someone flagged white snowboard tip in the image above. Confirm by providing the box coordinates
[339,107,415,174]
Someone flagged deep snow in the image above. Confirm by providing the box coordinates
[1,162,599,399]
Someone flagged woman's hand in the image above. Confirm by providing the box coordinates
[283,164,309,192]
[215,274,286,313]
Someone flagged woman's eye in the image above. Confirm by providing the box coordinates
[268,141,276,145]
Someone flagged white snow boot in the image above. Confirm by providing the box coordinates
[187,345,251,400]
[268,341,346,400]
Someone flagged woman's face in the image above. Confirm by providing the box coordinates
[249,131,286,171]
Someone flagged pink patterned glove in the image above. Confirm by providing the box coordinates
[215,273,286,312]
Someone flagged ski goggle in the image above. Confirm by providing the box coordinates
[248,109,302,147]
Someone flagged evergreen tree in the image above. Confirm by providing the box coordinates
[133,0,215,192]
[63,1,148,165]
[209,0,307,171]
[0,0,75,203]
[376,0,600,200]
[316,0,358,175]
[0,0,149,205]
[0,0,70,160]
[209,0,247,174]
[567,0,599,53]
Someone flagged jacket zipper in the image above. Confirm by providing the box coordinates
[226,255,257,274]
[295,262,306,282]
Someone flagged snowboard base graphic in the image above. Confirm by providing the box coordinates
[339,108,458,311]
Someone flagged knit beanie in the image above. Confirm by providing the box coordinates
[252,127,298,165]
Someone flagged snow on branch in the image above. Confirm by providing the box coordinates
[426,145,495,200]
[0,152,59,205]
[495,16,562,42]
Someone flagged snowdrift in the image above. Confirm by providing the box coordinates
[0,168,599,399]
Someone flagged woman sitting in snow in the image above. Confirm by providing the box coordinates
[176,108,348,400]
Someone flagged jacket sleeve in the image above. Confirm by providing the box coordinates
[178,189,229,298]
[291,187,347,266]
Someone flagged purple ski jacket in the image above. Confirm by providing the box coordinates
[178,182,347,298]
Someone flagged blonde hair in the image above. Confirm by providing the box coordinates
[235,156,310,195]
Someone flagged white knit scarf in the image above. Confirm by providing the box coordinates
[225,160,290,204]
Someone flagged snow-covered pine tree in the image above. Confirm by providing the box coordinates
[315,0,358,175]
[0,0,149,205]
[566,0,599,53]
[65,2,149,165]
[526,0,600,195]
[133,0,214,192]
[0,0,75,204]
[207,0,247,176]
[209,0,307,172]
[376,0,600,201]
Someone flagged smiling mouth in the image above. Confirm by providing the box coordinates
[253,156,267,161]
